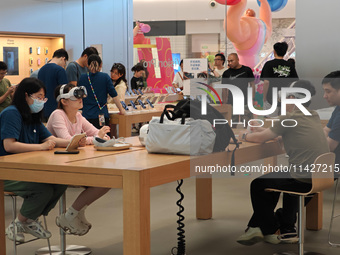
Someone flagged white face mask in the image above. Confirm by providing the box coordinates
[29,98,46,113]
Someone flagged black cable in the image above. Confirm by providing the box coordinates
[171,179,186,255]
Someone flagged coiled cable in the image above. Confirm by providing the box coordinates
[171,179,186,255]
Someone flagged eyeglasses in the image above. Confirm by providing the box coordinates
[0,71,7,75]
[214,58,223,61]
[30,96,48,103]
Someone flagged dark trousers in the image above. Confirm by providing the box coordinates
[5,181,67,220]
[247,172,312,235]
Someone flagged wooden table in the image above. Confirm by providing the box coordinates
[109,104,232,138]
[109,108,164,137]
[0,137,320,255]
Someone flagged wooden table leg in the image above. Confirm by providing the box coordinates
[123,171,150,255]
[119,119,130,138]
[196,174,212,219]
[306,192,322,230]
[264,156,277,169]
[0,180,6,255]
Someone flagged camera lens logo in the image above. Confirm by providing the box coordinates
[196,82,222,105]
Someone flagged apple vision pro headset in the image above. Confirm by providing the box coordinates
[56,84,88,102]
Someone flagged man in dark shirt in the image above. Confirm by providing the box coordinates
[261,42,298,110]
[38,49,68,120]
[322,71,340,169]
[222,53,254,124]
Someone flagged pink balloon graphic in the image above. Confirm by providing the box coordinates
[215,0,241,5]
[140,23,151,33]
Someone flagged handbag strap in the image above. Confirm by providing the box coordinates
[160,105,186,124]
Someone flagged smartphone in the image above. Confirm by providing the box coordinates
[120,101,129,110]
[126,90,131,96]
[129,89,136,96]
[138,88,144,95]
[129,100,138,110]
[133,89,139,95]
[133,95,142,105]
[54,151,79,154]
[138,99,146,109]
[146,98,154,108]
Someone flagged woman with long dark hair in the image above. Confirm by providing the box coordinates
[108,63,128,103]
[0,77,69,243]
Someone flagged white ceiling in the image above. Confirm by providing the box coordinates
[133,0,296,21]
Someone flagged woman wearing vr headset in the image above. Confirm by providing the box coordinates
[78,54,125,129]
[46,83,111,235]
[0,77,70,242]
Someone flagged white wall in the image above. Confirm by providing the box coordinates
[0,0,133,75]
[296,0,340,109]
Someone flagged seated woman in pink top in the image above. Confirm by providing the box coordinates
[46,83,110,236]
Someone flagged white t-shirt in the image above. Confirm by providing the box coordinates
[215,67,227,77]
[172,71,184,89]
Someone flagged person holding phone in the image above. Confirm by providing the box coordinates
[0,78,69,242]
[47,83,111,236]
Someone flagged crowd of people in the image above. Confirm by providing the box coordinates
[1,41,340,251]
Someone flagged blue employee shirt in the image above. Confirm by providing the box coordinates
[79,72,118,119]
[0,106,52,156]
[327,106,340,166]
[38,63,68,118]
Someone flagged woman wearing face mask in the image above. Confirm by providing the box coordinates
[0,77,69,243]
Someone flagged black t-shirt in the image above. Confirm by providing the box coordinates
[222,65,254,105]
[131,76,144,90]
[260,59,299,105]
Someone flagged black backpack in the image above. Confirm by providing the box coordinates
[163,99,239,166]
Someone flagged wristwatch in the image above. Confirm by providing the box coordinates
[242,132,248,142]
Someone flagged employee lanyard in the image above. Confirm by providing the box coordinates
[87,72,107,110]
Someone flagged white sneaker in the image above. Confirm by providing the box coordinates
[5,221,25,243]
[237,227,264,246]
[20,219,51,239]
[78,210,92,229]
[264,234,281,244]
[56,213,89,236]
